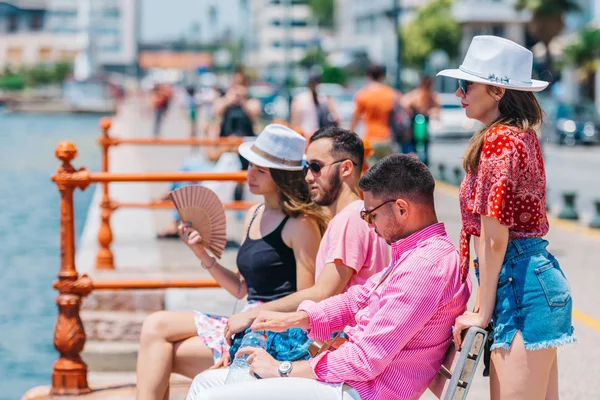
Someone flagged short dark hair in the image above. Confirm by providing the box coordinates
[359,154,435,205]
[368,64,386,81]
[309,127,364,172]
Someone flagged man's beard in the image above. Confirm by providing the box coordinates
[314,167,343,207]
[388,218,407,245]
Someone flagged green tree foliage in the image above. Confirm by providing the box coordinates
[402,0,461,69]
[322,65,347,85]
[25,65,53,87]
[299,47,327,69]
[0,62,73,91]
[308,0,334,28]
[515,0,580,75]
[52,62,72,82]
[0,73,25,91]
[564,28,600,99]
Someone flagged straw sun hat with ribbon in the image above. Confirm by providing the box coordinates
[238,124,306,171]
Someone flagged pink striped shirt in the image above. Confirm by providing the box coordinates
[298,223,472,400]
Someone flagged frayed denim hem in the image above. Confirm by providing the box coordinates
[490,342,511,351]
[490,333,577,351]
[524,335,578,351]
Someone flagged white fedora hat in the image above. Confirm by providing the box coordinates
[238,124,306,171]
[437,35,549,92]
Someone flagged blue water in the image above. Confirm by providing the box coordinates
[0,110,101,399]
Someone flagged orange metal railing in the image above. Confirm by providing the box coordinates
[95,117,252,270]
[48,118,253,395]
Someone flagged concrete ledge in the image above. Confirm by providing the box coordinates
[82,311,149,342]
[82,341,140,372]
[83,289,165,312]
[22,374,192,400]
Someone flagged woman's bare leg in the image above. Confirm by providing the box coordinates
[545,353,559,400]
[136,311,208,400]
[173,335,216,378]
[490,331,557,400]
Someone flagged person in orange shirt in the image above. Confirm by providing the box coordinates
[350,64,400,161]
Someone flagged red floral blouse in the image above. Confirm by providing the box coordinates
[458,124,549,281]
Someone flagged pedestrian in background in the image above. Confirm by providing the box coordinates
[438,35,575,400]
[151,83,171,137]
[183,86,199,139]
[350,64,398,162]
[290,72,339,139]
[401,75,440,166]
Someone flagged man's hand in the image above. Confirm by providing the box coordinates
[237,347,280,379]
[224,311,256,345]
[209,351,231,369]
[251,311,309,332]
[452,311,488,350]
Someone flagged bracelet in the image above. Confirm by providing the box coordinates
[201,257,218,270]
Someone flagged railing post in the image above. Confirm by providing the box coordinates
[558,192,579,221]
[452,166,463,186]
[96,117,115,269]
[50,141,94,395]
[438,163,447,183]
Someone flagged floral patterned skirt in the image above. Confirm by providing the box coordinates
[193,301,262,361]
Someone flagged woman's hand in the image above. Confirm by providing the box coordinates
[224,311,255,345]
[178,223,207,256]
[237,347,280,379]
[209,352,231,370]
[250,311,309,332]
[452,311,489,350]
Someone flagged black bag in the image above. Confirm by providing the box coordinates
[389,102,412,144]
[482,323,494,377]
[316,101,338,129]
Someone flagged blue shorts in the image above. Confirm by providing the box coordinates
[475,237,576,351]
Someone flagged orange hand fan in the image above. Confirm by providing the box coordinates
[170,186,227,258]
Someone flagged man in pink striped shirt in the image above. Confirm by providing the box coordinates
[188,154,472,400]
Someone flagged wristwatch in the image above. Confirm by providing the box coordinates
[278,361,293,377]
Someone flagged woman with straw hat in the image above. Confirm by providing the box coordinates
[136,124,329,400]
[438,36,575,399]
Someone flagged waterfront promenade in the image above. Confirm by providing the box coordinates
[24,98,600,399]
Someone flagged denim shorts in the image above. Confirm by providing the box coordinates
[475,237,576,351]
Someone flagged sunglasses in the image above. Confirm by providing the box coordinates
[303,158,355,176]
[458,79,473,94]
[360,199,396,224]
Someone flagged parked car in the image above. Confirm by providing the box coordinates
[543,101,600,146]
[428,93,481,139]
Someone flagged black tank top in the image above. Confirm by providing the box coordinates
[220,104,254,138]
[236,205,297,302]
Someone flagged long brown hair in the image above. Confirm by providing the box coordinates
[463,87,544,174]
[269,168,330,235]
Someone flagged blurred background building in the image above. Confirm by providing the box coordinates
[247,0,315,83]
[1,0,600,109]
[45,0,139,73]
[0,0,75,69]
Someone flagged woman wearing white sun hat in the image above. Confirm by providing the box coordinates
[137,124,329,400]
[438,36,575,399]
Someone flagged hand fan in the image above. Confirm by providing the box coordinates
[169,186,227,258]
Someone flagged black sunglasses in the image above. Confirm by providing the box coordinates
[360,199,396,224]
[303,158,355,176]
[458,79,473,94]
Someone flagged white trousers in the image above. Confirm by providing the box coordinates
[186,369,362,400]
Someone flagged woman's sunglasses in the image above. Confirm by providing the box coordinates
[303,158,355,176]
[458,79,473,94]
